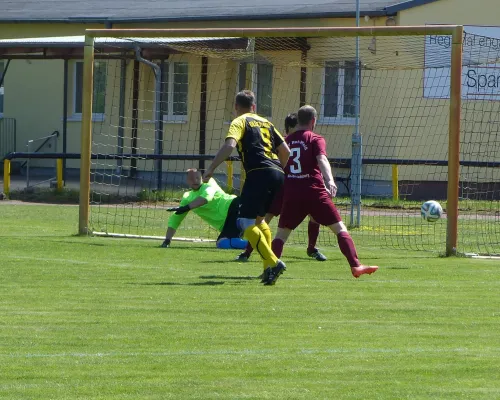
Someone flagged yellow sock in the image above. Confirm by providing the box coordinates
[243,225,278,269]
[257,221,273,269]
[257,221,272,246]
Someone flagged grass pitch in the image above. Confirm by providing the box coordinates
[0,203,499,399]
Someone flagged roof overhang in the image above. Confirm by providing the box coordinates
[0,36,250,59]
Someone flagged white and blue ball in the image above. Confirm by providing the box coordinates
[421,200,443,222]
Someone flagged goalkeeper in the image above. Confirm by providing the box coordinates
[162,168,248,249]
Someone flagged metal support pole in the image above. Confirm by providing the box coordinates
[135,48,162,190]
[56,158,63,191]
[199,57,208,171]
[3,159,10,195]
[350,0,362,227]
[62,59,68,183]
[117,59,126,174]
[26,140,31,188]
[392,165,399,201]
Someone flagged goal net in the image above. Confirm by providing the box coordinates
[80,26,500,256]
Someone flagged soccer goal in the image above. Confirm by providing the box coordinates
[78,26,500,256]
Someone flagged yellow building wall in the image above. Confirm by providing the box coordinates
[3,60,64,167]
[3,12,498,187]
[0,18,381,179]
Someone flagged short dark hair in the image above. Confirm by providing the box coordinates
[297,105,317,126]
[284,113,298,134]
[235,90,256,109]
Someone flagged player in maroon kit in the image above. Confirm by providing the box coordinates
[236,113,327,263]
[269,105,378,280]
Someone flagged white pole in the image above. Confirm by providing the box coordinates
[350,0,362,227]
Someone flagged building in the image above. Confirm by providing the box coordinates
[0,0,499,199]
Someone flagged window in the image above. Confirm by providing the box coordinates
[321,61,357,124]
[0,61,4,117]
[74,61,107,119]
[255,63,273,117]
[162,62,188,121]
[236,62,273,118]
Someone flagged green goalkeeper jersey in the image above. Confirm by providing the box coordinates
[167,178,236,231]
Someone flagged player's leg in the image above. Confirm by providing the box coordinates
[257,214,274,246]
[217,197,249,250]
[161,227,176,248]
[271,196,307,259]
[328,221,378,278]
[272,226,293,258]
[237,170,283,279]
[256,215,275,270]
[257,182,283,249]
[310,195,378,278]
[237,213,275,261]
[306,216,327,261]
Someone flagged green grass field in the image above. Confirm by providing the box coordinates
[1,203,499,399]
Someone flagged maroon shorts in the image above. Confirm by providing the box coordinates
[267,187,284,216]
[278,189,341,230]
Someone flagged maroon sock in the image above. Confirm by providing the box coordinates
[244,241,253,256]
[337,231,360,268]
[307,220,320,253]
[271,238,284,258]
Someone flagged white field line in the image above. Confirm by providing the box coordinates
[92,232,215,242]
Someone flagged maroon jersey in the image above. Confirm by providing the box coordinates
[284,130,328,193]
[279,130,341,229]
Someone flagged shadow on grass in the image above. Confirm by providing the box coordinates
[199,275,258,281]
[129,273,261,286]
[130,281,226,286]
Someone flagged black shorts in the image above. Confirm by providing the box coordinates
[217,197,241,240]
[238,168,284,220]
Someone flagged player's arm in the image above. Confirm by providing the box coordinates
[276,142,290,168]
[204,138,236,181]
[168,195,209,214]
[187,196,208,210]
[204,117,243,182]
[317,155,338,198]
[167,195,191,231]
[272,127,290,168]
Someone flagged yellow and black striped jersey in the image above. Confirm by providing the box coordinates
[226,113,285,174]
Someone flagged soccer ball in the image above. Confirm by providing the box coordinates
[421,200,443,222]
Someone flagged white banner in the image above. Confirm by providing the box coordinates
[424,25,500,100]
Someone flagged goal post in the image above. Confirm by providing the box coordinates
[79,25,469,255]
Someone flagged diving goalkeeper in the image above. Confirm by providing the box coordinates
[162,168,247,249]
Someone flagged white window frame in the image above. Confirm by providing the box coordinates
[162,61,188,123]
[70,61,106,122]
[235,62,273,118]
[0,61,4,118]
[319,61,357,126]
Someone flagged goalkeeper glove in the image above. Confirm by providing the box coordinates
[167,205,191,215]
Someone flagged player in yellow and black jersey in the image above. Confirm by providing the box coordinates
[227,113,284,174]
[204,90,290,285]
